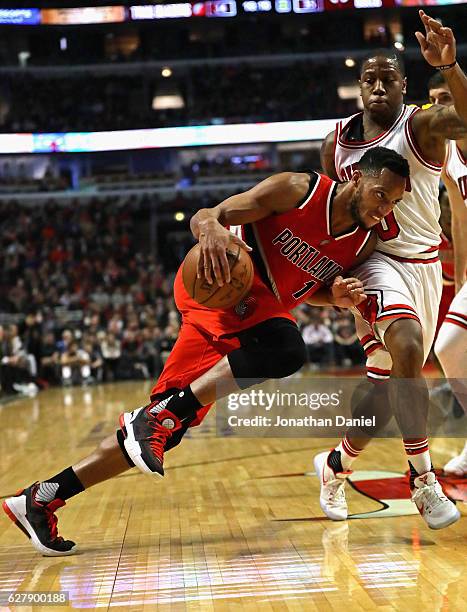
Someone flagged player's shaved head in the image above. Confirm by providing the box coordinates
[360,49,405,77]
[357,146,410,180]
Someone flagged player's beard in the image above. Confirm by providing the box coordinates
[350,192,369,230]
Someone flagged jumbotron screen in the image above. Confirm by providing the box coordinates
[0,1,465,25]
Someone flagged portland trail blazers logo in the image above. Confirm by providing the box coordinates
[234,295,258,319]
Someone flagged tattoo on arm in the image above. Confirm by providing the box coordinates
[430,105,467,140]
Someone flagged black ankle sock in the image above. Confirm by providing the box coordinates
[35,467,85,503]
[327,449,344,474]
[156,385,203,421]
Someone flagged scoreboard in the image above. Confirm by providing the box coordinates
[0,1,465,25]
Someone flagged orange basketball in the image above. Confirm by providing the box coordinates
[182,241,254,309]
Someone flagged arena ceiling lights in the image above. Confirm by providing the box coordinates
[0,1,466,25]
[0,119,339,154]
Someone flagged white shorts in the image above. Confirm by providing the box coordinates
[351,251,442,381]
[440,282,467,331]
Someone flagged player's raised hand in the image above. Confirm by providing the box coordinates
[197,222,251,286]
[415,10,456,68]
[331,276,367,308]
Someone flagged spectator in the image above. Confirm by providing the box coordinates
[158,323,179,365]
[333,313,365,367]
[118,331,149,380]
[82,340,104,383]
[302,313,334,369]
[141,326,162,378]
[100,332,122,382]
[0,324,38,396]
[40,332,60,385]
[60,341,91,386]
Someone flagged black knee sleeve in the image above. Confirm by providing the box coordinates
[228,318,306,388]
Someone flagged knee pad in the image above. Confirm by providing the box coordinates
[228,318,306,387]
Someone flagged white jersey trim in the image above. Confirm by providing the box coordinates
[298,173,321,209]
[356,231,373,257]
[337,105,407,151]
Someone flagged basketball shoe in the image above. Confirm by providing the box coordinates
[2,483,76,556]
[314,450,351,521]
[411,471,460,529]
[120,398,182,477]
[443,441,467,476]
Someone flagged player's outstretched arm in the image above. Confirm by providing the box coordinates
[190,172,310,285]
[413,10,467,158]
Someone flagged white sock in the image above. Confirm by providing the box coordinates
[335,436,363,471]
[404,438,432,478]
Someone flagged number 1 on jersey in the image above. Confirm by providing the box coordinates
[292,280,317,300]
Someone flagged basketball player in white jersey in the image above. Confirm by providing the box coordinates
[428,73,467,476]
[315,10,466,528]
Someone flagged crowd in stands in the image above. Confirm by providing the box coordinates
[0,64,343,133]
[295,305,364,370]
[0,196,363,398]
[0,53,450,133]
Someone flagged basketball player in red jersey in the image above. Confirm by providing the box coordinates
[3,147,409,556]
[428,73,467,476]
[315,10,466,529]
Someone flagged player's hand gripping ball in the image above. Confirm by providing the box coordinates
[182,241,254,309]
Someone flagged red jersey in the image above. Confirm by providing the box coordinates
[239,172,372,311]
[175,172,372,340]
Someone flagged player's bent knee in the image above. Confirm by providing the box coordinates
[228,319,306,385]
[385,321,424,374]
[392,338,424,375]
[269,340,307,378]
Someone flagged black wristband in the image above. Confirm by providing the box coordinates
[437,61,457,71]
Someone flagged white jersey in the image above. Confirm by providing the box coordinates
[445,139,467,206]
[334,104,442,259]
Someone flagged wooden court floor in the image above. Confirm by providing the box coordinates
[0,381,465,611]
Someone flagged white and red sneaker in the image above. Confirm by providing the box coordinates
[443,442,467,477]
[411,471,460,529]
[314,451,351,521]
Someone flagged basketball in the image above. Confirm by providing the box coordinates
[182,241,254,309]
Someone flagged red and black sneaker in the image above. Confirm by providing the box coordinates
[2,483,76,556]
[120,398,182,477]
